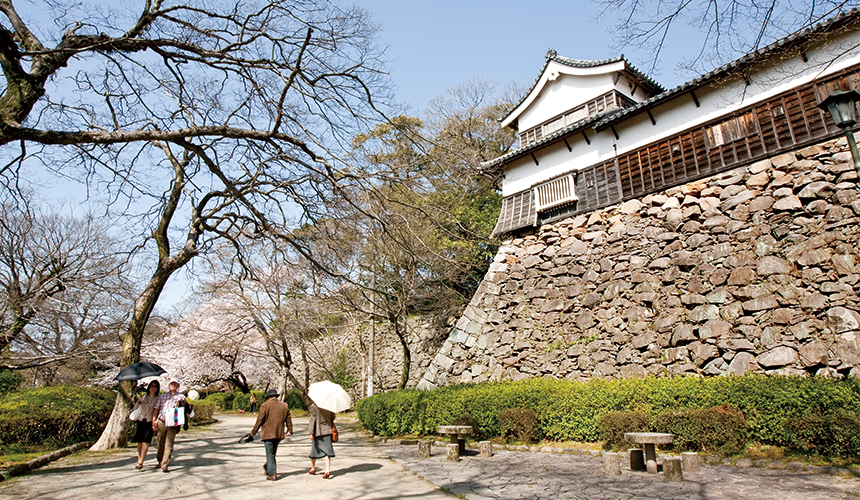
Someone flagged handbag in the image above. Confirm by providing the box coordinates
[129,405,141,421]
[331,423,339,443]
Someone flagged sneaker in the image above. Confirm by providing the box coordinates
[162,466,169,473]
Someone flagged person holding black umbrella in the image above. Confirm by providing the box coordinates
[246,389,293,481]
[131,380,160,470]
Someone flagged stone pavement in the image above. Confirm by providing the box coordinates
[376,440,860,500]
[0,413,454,500]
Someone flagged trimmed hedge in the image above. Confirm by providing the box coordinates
[204,391,236,410]
[0,385,115,446]
[189,399,216,421]
[653,405,748,454]
[355,375,860,456]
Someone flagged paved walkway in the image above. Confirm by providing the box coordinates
[3,413,859,500]
[0,414,453,500]
[377,441,860,500]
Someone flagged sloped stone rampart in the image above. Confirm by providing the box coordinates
[417,138,860,390]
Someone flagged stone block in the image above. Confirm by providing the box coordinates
[445,443,459,462]
[629,448,646,471]
[681,452,700,472]
[663,457,683,482]
[602,452,621,475]
[479,441,493,458]
[418,441,431,458]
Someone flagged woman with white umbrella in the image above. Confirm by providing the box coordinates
[306,381,351,479]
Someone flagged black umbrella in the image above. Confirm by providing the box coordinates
[114,362,167,381]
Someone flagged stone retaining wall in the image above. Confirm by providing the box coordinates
[418,137,860,390]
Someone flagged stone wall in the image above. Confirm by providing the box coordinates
[417,137,860,390]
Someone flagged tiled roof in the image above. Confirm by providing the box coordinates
[501,51,664,127]
[594,7,860,130]
[486,7,860,170]
[483,107,625,168]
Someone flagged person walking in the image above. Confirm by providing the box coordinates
[151,377,186,473]
[248,389,293,481]
[307,403,336,479]
[249,392,257,413]
[131,380,160,470]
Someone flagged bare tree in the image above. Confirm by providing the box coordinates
[594,1,860,74]
[0,0,388,449]
[0,196,134,374]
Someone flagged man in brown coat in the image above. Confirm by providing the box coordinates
[248,389,293,480]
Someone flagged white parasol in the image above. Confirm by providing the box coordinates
[307,381,352,413]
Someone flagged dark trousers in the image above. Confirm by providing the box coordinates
[263,438,281,476]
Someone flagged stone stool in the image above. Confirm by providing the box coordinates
[479,441,493,458]
[629,448,645,471]
[418,441,432,458]
[681,452,700,472]
[663,457,683,482]
[603,452,621,475]
[445,443,459,462]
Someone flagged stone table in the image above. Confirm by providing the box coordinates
[624,432,674,474]
[437,425,472,454]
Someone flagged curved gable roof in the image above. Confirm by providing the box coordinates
[500,50,665,129]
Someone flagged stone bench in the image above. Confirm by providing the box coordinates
[624,432,674,474]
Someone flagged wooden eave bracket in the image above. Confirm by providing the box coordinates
[647,109,656,125]
[581,131,590,145]
[690,91,701,108]
[563,138,572,152]
[610,125,619,140]
[530,153,539,166]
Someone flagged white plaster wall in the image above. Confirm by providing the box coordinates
[501,26,860,197]
[518,73,614,131]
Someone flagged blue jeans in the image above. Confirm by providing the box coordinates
[263,439,281,476]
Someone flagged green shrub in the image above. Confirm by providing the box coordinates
[0,370,22,394]
[499,407,540,443]
[204,391,236,410]
[355,375,860,457]
[598,410,650,449]
[233,391,266,412]
[784,412,860,457]
[0,385,114,446]
[283,388,306,411]
[452,413,482,439]
[189,399,216,421]
[653,404,748,455]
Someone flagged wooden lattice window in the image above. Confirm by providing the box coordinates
[705,111,757,147]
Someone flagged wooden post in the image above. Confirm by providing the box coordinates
[418,441,431,458]
[445,443,459,462]
[603,452,621,475]
[629,448,645,471]
[479,441,493,458]
[681,452,700,472]
[663,457,683,482]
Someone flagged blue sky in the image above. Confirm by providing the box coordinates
[361,0,690,112]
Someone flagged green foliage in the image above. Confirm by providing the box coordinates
[189,399,216,421]
[232,391,266,412]
[653,405,748,454]
[329,348,357,390]
[452,413,482,440]
[356,375,860,457]
[204,391,236,410]
[499,408,540,443]
[282,388,306,411]
[0,385,114,446]
[0,370,22,394]
[598,410,650,449]
[784,412,860,457]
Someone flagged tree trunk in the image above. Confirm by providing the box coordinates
[90,267,175,450]
[393,316,410,390]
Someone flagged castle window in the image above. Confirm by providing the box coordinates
[705,111,756,147]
